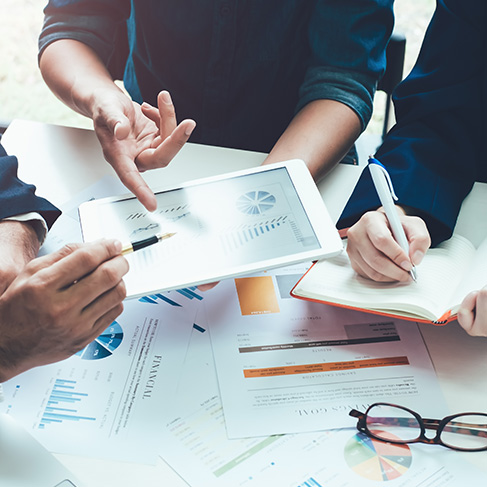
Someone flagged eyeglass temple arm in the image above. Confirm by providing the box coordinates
[424,418,487,438]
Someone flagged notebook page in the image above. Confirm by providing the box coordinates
[453,182,487,247]
[294,235,475,321]
[452,236,487,307]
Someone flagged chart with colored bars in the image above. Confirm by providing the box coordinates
[139,286,204,306]
[297,478,322,487]
[39,379,95,429]
[344,431,412,481]
[76,321,123,360]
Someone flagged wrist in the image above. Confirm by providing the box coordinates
[0,221,40,292]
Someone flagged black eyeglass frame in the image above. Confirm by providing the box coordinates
[349,402,487,452]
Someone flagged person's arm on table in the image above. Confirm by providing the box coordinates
[0,142,61,289]
[0,220,41,294]
[339,0,487,335]
[264,0,393,178]
[0,239,128,382]
[263,99,361,181]
[39,39,195,211]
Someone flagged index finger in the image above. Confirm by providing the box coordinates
[403,216,431,266]
[363,212,412,272]
[44,239,123,289]
[112,155,157,211]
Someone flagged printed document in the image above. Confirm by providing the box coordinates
[1,298,193,463]
[205,264,446,438]
[160,311,486,487]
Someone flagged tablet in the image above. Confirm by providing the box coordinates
[79,159,343,298]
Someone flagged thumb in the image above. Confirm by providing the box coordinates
[113,115,131,140]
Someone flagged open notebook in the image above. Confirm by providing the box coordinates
[291,182,487,324]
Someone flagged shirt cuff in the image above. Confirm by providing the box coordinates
[2,212,49,245]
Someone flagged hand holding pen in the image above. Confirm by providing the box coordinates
[345,157,431,283]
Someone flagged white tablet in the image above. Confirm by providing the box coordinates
[79,159,343,298]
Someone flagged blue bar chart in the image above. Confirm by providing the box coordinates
[139,287,204,305]
[39,379,95,429]
[298,479,323,487]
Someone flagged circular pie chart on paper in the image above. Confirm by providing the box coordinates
[76,321,124,360]
[236,191,276,215]
[344,431,412,482]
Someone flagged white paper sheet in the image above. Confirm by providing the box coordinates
[38,175,127,256]
[205,264,447,438]
[160,312,486,487]
[1,298,193,464]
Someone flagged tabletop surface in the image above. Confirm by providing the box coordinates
[2,120,486,486]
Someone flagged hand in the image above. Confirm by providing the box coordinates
[0,220,40,294]
[457,286,487,337]
[91,89,196,211]
[346,208,431,282]
[0,240,129,381]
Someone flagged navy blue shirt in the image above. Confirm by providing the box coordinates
[0,144,60,227]
[340,0,487,245]
[40,0,393,156]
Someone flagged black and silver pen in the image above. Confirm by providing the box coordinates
[121,232,176,255]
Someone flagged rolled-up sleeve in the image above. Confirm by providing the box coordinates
[39,0,130,70]
[298,0,394,130]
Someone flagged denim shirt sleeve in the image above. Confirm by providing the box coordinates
[39,0,130,73]
[298,0,394,130]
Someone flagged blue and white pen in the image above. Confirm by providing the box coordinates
[368,156,417,281]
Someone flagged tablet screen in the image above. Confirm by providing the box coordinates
[81,164,328,297]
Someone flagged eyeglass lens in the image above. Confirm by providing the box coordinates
[441,414,487,450]
[365,404,421,442]
[365,404,487,451]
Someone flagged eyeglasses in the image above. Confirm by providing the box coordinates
[349,402,487,452]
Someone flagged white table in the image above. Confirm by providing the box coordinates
[3,120,486,485]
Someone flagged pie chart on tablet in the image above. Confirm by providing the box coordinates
[236,191,276,215]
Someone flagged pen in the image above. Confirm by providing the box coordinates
[368,156,417,281]
[121,232,176,255]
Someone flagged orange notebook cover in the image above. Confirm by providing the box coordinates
[290,260,454,325]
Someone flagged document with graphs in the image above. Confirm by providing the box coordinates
[0,296,195,463]
[159,300,486,487]
[205,264,445,438]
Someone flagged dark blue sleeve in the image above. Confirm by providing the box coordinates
[39,0,130,78]
[339,0,487,245]
[0,144,61,229]
[298,0,394,130]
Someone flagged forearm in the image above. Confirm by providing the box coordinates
[263,99,361,181]
[39,39,123,119]
[0,221,40,294]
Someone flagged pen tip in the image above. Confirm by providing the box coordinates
[158,232,176,239]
